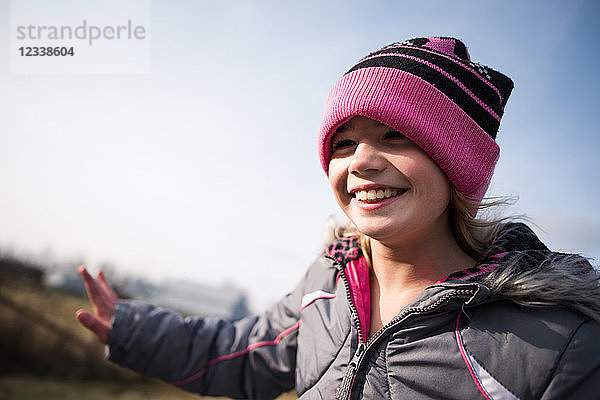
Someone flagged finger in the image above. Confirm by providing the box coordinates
[76,309,109,344]
[78,266,100,300]
[78,266,111,311]
[97,270,118,305]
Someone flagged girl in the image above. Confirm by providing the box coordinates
[76,37,600,399]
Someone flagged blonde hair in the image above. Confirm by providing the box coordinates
[447,186,515,259]
[331,185,516,265]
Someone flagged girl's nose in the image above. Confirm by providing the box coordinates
[348,142,386,176]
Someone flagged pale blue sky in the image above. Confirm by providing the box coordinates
[1,0,598,310]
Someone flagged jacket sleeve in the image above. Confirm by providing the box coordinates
[106,269,308,400]
[540,319,600,399]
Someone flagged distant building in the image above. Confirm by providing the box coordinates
[45,271,87,296]
[119,278,250,321]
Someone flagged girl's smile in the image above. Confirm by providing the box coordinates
[351,187,408,202]
[349,187,409,211]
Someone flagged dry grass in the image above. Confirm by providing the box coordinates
[0,375,297,400]
[0,375,211,400]
[0,274,121,378]
[0,375,299,400]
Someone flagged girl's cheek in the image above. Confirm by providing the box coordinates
[328,161,346,185]
[328,163,349,205]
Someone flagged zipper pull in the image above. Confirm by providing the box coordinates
[353,342,366,363]
[347,342,366,374]
[336,342,367,399]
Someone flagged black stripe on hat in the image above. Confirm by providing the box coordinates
[452,40,469,60]
[355,46,504,119]
[347,55,501,138]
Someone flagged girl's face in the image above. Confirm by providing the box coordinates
[328,116,451,246]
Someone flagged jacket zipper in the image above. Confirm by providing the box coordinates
[332,258,364,399]
[331,256,475,400]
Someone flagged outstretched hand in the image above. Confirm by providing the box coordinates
[75,266,118,344]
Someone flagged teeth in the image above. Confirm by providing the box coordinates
[354,188,405,202]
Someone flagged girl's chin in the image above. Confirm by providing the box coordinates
[351,221,403,241]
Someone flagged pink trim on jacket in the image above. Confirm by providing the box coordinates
[345,256,371,341]
[455,311,520,400]
[172,321,300,386]
[455,311,493,400]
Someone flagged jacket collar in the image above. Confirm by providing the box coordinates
[324,223,571,284]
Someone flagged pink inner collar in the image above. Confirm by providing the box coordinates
[345,255,371,341]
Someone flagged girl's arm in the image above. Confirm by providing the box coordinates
[76,265,303,399]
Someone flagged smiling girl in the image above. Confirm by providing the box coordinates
[77,37,600,399]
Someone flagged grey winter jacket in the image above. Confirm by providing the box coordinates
[107,223,600,399]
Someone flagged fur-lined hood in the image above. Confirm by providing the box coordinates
[475,223,600,323]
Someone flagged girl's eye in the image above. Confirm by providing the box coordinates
[332,139,356,151]
[384,130,407,140]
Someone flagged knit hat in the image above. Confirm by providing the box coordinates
[318,37,513,203]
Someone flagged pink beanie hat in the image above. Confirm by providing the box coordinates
[318,37,513,203]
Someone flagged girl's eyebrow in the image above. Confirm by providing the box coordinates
[335,121,353,134]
